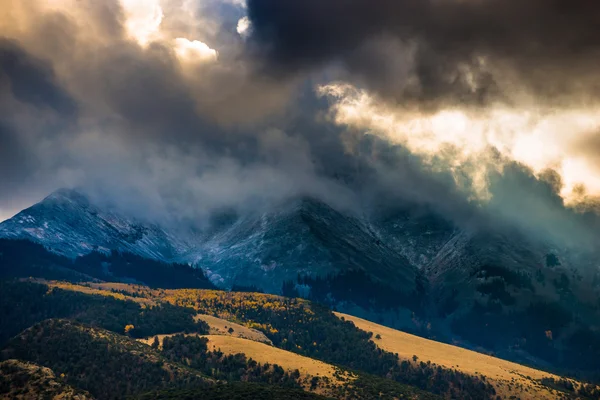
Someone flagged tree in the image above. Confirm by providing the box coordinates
[124,325,135,335]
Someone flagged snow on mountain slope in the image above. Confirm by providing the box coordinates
[0,189,192,261]
[180,198,418,293]
[0,190,419,294]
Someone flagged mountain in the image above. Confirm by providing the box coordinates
[427,228,600,372]
[0,189,191,260]
[188,198,418,293]
[2,188,600,377]
[0,189,420,295]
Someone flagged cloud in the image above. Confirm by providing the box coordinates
[1,0,600,254]
[121,0,164,46]
[247,0,600,108]
[174,37,218,62]
[242,0,600,244]
[318,83,600,201]
[236,16,251,37]
[0,39,76,115]
[0,0,357,226]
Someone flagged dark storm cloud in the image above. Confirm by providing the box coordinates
[247,0,600,107]
[0,37,81,218]
[0,39,76,115]
[0,123,32,187]
[0,0,361,222]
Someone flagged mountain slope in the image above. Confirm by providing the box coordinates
[0,359,94,400]
[0,190,419,295]
[187,198,418,293]
[2,188,600,378]
[0,189,191,260]
[1,319,212,399]
[424,228,600,373]
[335,312,590,400]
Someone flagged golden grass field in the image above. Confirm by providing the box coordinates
[203,335,356,396]
[139,333,343,382]
[194,314,273,344]
[335,312,583,400]
[139,333,352,396]
[204,335,343,380]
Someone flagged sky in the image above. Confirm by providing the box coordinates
[1,0,600,247]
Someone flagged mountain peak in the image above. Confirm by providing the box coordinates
[0,188,189,260]
[43,188,91,206]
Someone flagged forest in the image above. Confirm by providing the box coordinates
[0,280,208,344]
[0,238,216,289]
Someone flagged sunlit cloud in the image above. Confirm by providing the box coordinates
[121,0,164,46]
[318,83,600,203]
[236,16,251,37]
[174,37,218,62]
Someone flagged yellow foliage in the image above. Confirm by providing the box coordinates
[124,324,135,334]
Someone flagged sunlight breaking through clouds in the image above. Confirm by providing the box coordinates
[318,83,600,203]
[121,0,164,46]
[119,0,218,63]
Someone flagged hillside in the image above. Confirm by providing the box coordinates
[194,314,273,344]
[139,333,353,397]
[137,383,331,400]
[0,280,472,398]
[36,279,600,399]
[1,319,212,399]
[0,280,210,345]
[335,312,588,400]
[0,359,94,400]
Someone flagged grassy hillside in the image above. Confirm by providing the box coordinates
[142,333,439,399]
[336,312,599,400]
[140,333,353,396]
[194,314,273,344]
[4,279,598,399]
[42,280,497,398]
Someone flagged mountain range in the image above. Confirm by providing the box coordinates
[1,188,600,377]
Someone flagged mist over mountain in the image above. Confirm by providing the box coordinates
[1,0,600,257]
